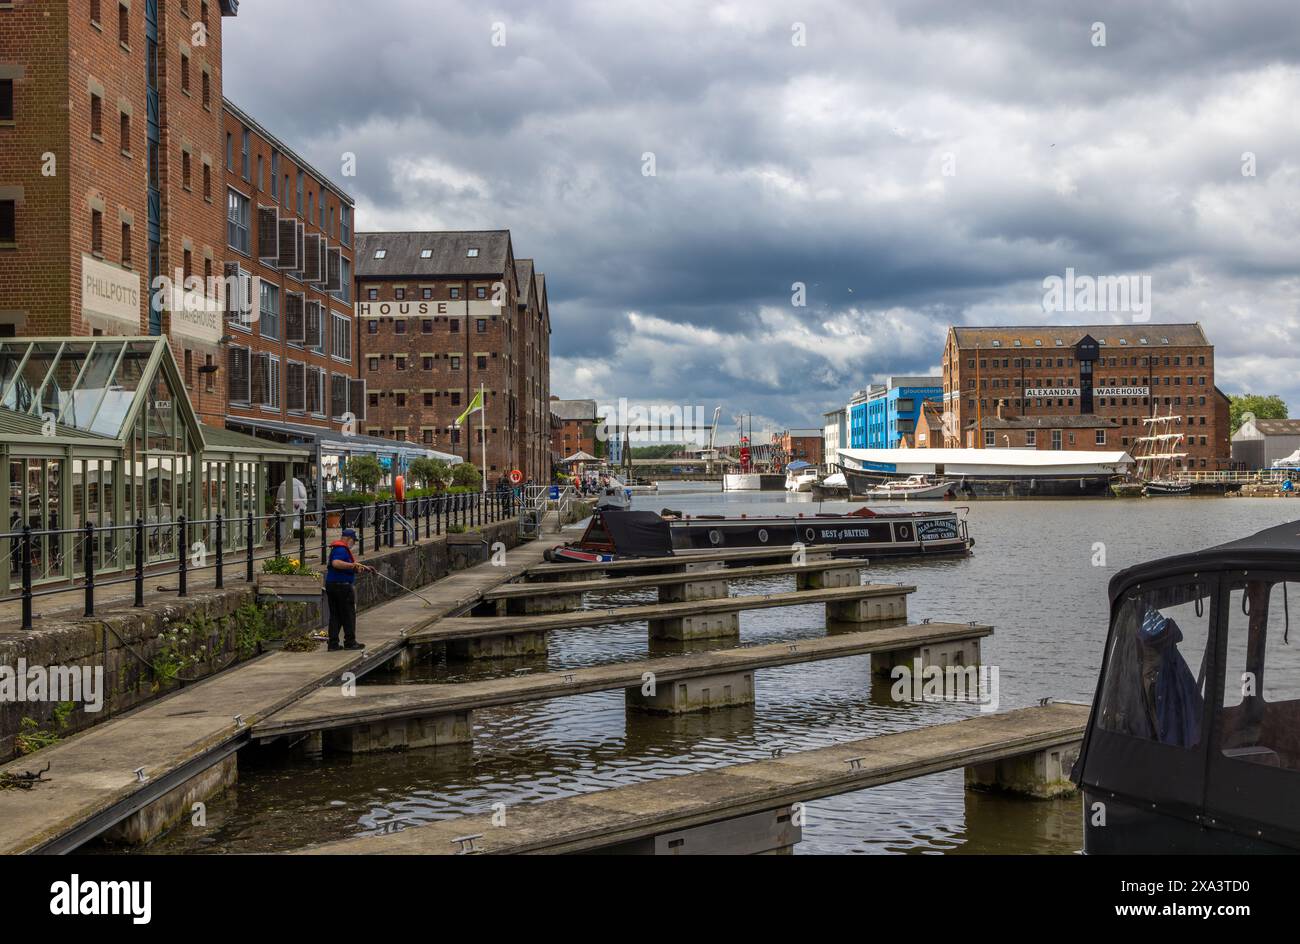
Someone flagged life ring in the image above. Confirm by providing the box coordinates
[509,469,523,485]
[394,475,405,501]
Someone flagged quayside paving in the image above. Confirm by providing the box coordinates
[0,538,552,854]
[296,702,1091,855]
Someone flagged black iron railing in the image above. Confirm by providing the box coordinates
[0,489,518,630]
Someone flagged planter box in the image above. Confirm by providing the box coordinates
[256,573,323,603]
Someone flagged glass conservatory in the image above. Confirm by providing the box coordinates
[0,337,308,592]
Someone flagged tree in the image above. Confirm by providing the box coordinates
[344,455,383,493]
[451,462,481,488]
[1229,394,1288,434]
[407,457,451,490]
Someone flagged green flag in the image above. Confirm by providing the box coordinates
[454,388,484,427]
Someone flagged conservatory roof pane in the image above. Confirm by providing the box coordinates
[0,338,165,439]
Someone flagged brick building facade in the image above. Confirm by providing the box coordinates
[354,231,551,482]
[550,397,597,458]
[0,0,236,424]
[220,98,360,435]
[941,324,1231,469]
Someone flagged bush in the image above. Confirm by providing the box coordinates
[451,463,481,488]
[345,455,383,493]
[262,556,317,576]
[407,457,452,490]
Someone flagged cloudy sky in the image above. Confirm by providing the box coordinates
[225,1,1299,442]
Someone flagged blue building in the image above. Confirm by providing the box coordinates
[846,385,881,449]
[872,376,943,448]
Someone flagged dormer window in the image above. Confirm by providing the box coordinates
[1161,337,1170,344]
[991,340,1001,347]
[1119,338,1128,345]
[1034,339,1042,346]
[420,249,432,258]
[466,248,479,257]
[1140,337,1148,344]
[373,249,386,259]
[1013,339,1022,347]
[1054,339,1063,346]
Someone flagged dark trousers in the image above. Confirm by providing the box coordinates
[325,582,357,647]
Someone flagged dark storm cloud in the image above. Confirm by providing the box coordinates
[224,0,1300,430]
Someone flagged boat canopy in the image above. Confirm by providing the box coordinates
[594,510,675,558]
[1076,519,1300,848]
[786,460,812,471]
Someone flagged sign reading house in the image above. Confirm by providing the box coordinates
[81,254,140,332]
[354,299,498,319]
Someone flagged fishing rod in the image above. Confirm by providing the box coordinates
[364,566,438,608]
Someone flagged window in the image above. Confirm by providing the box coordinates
[91,0,102,24]
[226,131,234,169]
[282,174,289,209]
[240,129,249,180]
[270,151,279,198]
[120,221,131,266]
[476,318,487,333]
[260,280,279,339]
[119,110,130,152]
[422,288,432,300]
[1096,429,1106,446]
[201,70,210,108]
[0,200,15,244]
[340,205,351,245]
[91,209,103,255]
[264,355,280,408]
[395,355,406,371]
[983,430,994,447]
[396,393,406,408]
[180,53,190,94]
[451,391,461,406]
[182,150,192,189]
[367,356,379,372]
[450,356,461,370]
[422,319,433,333]
[476,355,487,370]
[373,249,387,260]
[332,311,351,362]
[0,79,13,122]
[466,248,479,257]
[90,92,103,138]
[420,248,432,258]
[118,2,129,45]
[1026,429,1036,446]
[1051,429,1062,450]
[226,189,250,253]
[336,257,351,303]
[449,287,460,299]
[475,287,487,299]
[394,320,407,334]
[424,393,434,407]
[296,174,303,215]
[422,356,433,370]
[1098,578,1210,748]
[449,318,460,334]
[256,154,263,191]
[203,162,211,200]
[395,287,405,300]
[366,288,378,301]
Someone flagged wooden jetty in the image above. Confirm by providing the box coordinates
[254,622,991,751]
[296,703,1089,855]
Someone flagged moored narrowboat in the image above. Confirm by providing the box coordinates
[545,506,973,563]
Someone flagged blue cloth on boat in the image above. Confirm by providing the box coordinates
[1140,609,1203,747]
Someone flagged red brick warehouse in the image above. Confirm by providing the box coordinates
[354,231,551,483]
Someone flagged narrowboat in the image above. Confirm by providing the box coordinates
[1072,518,1300,852]
[544,506,973,563]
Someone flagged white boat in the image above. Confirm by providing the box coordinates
[838,447,1133,498]
[784,465,818,492]
[863,474,954,500]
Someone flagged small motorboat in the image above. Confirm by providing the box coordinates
[784,461,818,492]
[1073,518,1300,852]
[862,475,955,501]
[545,506,973,563]
[811,471,850,501]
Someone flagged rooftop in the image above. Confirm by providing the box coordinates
[550,398,598,422]
[950,323,1209,350]
[355,231,513,279]
[223,98,355,205]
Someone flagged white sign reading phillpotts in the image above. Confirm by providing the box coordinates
[81,254,141,330]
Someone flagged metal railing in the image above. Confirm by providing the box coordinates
[0,489,517,631]
[1172,469,1291,484]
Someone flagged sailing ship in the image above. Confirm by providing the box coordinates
[1131,409,1192,496]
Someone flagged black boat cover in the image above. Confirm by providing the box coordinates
[1109,518,1300,602]
[599,510,675,558]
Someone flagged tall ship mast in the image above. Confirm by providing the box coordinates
[1132,406,1191,496]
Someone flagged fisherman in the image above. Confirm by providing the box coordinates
[325,528,370,651]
